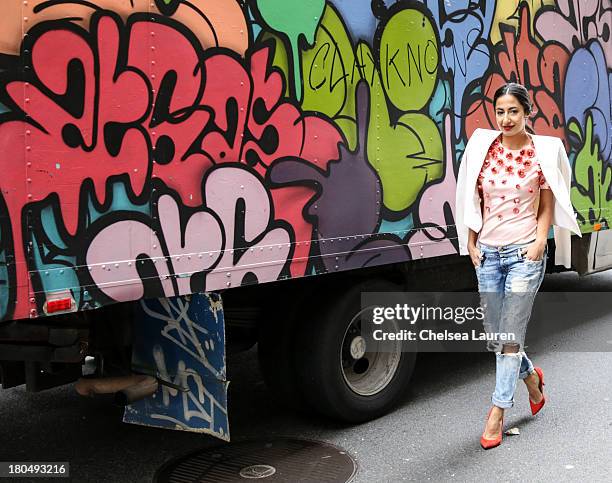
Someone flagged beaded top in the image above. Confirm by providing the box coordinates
[476,135,550,246]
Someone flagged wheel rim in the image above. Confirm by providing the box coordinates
[340,306,403,396]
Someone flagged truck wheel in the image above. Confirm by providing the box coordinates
[294,279,418,423]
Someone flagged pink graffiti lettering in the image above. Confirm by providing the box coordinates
[157,195,224,294]
[86,220,175,302]
[86,166,292,300]
[87,194,223,301]
[535,0,612,66]
[204,167,292,288]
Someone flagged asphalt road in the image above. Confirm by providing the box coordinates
[1,270,611,482]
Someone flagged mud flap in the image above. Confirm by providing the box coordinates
[123,292,229,440]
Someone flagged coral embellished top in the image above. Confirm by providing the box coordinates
[477,136,551,246]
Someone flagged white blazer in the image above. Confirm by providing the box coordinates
[455,128,582,269]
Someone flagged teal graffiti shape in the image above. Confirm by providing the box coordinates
[87,180,150,225]
[378,213,414,240]
[254,0,325,102]
[31,233,81,309]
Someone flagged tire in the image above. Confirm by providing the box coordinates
[293,278,418,423]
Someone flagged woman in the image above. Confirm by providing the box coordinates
[454,83,582,449]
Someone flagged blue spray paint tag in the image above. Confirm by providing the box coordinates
[123,292,229,440]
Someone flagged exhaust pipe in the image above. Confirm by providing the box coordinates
[75,374,158,406]
[115,376,159,406]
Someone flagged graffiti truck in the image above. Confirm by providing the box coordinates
[0,0,610,440]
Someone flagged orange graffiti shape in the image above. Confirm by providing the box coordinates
[0,0,248,56]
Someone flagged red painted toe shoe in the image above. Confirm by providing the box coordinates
[480,407,503,449]
[529,367,546,415]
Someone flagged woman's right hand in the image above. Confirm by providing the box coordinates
[468,245,482,268]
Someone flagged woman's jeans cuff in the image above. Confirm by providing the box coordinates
[491,352,522,409]
[491,396,514,409]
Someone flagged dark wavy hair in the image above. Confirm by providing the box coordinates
[493,82,535,134]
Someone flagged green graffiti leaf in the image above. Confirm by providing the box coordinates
[300,4,359,149]
[255,0,326,102]
[378,8,439,111]
[570,115,612,229]
[374,111,444,212]
[359,42,443,212]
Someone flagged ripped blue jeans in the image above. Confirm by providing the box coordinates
[475,239,547,409]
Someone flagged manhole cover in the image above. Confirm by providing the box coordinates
[154,438,357,483]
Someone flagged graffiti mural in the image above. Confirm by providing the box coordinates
[0,0,610,322]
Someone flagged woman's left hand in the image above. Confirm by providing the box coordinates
[523,240,547,261]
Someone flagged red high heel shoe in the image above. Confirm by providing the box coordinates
[480,407,504,449]
[529,367,546,415]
